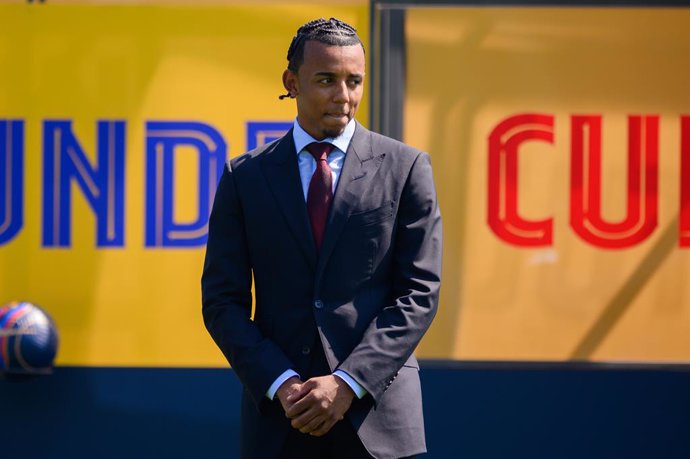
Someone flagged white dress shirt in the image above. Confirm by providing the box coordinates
[266,118,367,401]
[294,117,350,199]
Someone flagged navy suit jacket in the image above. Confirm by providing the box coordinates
[201,122,442,459]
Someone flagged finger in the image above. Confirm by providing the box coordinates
[290,408,319,430]
[298,415,325,434]
[286,383,311,403]
[285,398,311,419]
[309,418,337,437]
[285,393,318,418]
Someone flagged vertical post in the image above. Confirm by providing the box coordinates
[370,2,406,141]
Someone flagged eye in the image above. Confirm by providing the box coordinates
[319,77,333,84]
[348,79,362,88]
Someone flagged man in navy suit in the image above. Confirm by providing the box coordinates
[202,18,442,459]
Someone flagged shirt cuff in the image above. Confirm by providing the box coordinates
[266,369,300,400]
[333,370,368,399]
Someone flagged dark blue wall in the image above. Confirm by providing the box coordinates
[2,362,689,458]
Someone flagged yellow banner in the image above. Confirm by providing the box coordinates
[405,7,690,362]
[0,3,368,366]
[8,3,688,367]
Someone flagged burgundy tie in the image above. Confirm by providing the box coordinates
[306,142,335,251]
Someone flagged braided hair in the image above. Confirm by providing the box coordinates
[286,18,364,73]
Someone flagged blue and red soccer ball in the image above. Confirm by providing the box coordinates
[0,301,59,375]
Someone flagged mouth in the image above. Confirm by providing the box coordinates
[325,113,349,121]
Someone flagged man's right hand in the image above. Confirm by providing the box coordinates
[275,376,304,413]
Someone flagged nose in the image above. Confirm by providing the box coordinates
[332,81,350,104]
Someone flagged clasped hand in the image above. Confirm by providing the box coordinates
[276,375,355,437]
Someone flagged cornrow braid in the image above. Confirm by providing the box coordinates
[286,17,364,73]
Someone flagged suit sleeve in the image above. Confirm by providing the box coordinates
[201,162,294,407]
[337,151,442,404]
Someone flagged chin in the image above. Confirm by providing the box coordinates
[322,128,345,138]
[321,120,351,138]
[321,126,346,138]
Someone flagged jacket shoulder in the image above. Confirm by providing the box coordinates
[227,131,292,173]
[356,127,426,176]
[361,125,423,158]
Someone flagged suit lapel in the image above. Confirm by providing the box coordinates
[260,131,317,271]
[316,123,385,282]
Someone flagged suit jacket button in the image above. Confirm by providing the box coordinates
[314,300,324,309]
[301,346,311,355]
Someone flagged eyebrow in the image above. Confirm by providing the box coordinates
[314,71,365,79]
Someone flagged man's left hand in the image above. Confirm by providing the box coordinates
[285,374,355,436]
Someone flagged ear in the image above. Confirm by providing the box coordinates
[282,69,298,98]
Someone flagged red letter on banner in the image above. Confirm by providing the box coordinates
[570,115,658,249]
[681,116,690,247]
[488,114,554,246]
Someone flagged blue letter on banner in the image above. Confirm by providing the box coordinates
[0,120,24,245]
[43,120,126,247]
[246,121,291,151]
[145,121,226,247]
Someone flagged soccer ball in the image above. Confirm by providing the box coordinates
[0,301,59,375]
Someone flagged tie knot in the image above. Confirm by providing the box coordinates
[306,142,334,161]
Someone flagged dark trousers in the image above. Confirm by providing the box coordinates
[279,417,374,459]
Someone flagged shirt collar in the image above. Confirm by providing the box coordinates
[292,118,355,155]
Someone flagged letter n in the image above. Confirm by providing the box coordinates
[43,120,126,247]
[145,122,226,247]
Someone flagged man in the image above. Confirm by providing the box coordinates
[202,18,442,459]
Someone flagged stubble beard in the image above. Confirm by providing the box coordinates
[322,127,345,138]
[320,115,353,139]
